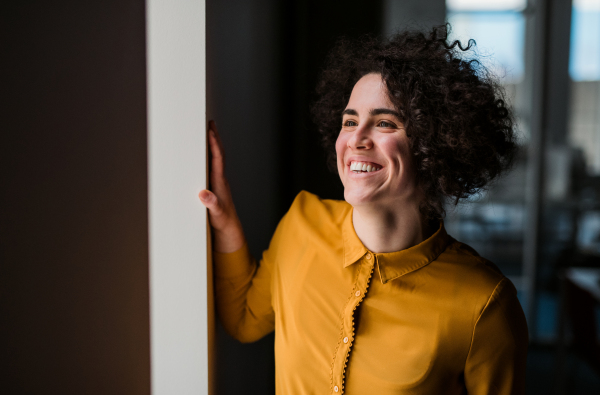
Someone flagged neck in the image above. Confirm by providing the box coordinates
[352,199,430,253]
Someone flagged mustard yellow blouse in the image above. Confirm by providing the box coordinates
[214,191,528,394]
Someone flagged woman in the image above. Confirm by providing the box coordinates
[199,25,528,395]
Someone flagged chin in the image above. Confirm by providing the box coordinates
[343,188,378,207]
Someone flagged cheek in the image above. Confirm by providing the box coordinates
[335,133,348,179]
[378,138,402,160]
[335,133,348,162]
[379,136,414,171]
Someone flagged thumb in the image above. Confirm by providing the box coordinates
[198,190,221,212]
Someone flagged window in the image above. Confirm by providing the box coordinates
[445,0,529,289]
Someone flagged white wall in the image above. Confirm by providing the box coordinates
[146,0,212,393]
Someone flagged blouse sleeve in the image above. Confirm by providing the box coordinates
[214,242,275,343]
[213,193,301,343]
[464,277,529,395]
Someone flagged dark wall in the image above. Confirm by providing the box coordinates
[383,0,446,35]
[206,1,280,394]
[278,1,384,205]
[1,1,150,393]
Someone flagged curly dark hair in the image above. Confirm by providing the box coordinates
[311,24,518,220]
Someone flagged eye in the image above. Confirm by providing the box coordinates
[378,120,395,128]
[343,120,358,127]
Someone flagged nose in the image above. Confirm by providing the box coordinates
[348,124,373,150]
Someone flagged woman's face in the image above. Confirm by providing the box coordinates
[336,73,419,207]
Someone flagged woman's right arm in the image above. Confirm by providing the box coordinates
[199,121,275,342]
[198,120,246,254]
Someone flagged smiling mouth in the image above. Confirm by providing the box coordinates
[349,161,382,173]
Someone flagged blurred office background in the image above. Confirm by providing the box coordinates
[208,0,600,393]
[2,0,599,393]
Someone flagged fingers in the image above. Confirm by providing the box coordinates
[208,120,224,152]
[208,120,224,158]
[208,121,225,178]
[208,131,224,177]
[203,121,237,231]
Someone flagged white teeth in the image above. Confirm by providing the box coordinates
[349,161,380,173]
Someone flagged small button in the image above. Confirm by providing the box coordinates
[366,252,372,260]
[355,290,361,297]
[334,385,339,392]
[343,336,349,343]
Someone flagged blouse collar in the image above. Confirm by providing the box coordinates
[341,207,451,284]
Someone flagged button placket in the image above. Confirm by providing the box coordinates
[331,253,375,394]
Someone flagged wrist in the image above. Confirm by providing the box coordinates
[213,226,245,253]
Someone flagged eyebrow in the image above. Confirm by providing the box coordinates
[342,108,401,118]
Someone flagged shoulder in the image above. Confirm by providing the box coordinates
[285,190,350,229]
[265,191,349,260]
[439,238,507,292]
[433,237,521,317]
[433,238,526,339]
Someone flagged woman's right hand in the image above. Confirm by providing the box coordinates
[198,120,246,253]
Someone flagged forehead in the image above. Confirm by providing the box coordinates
[345,73,394,111]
